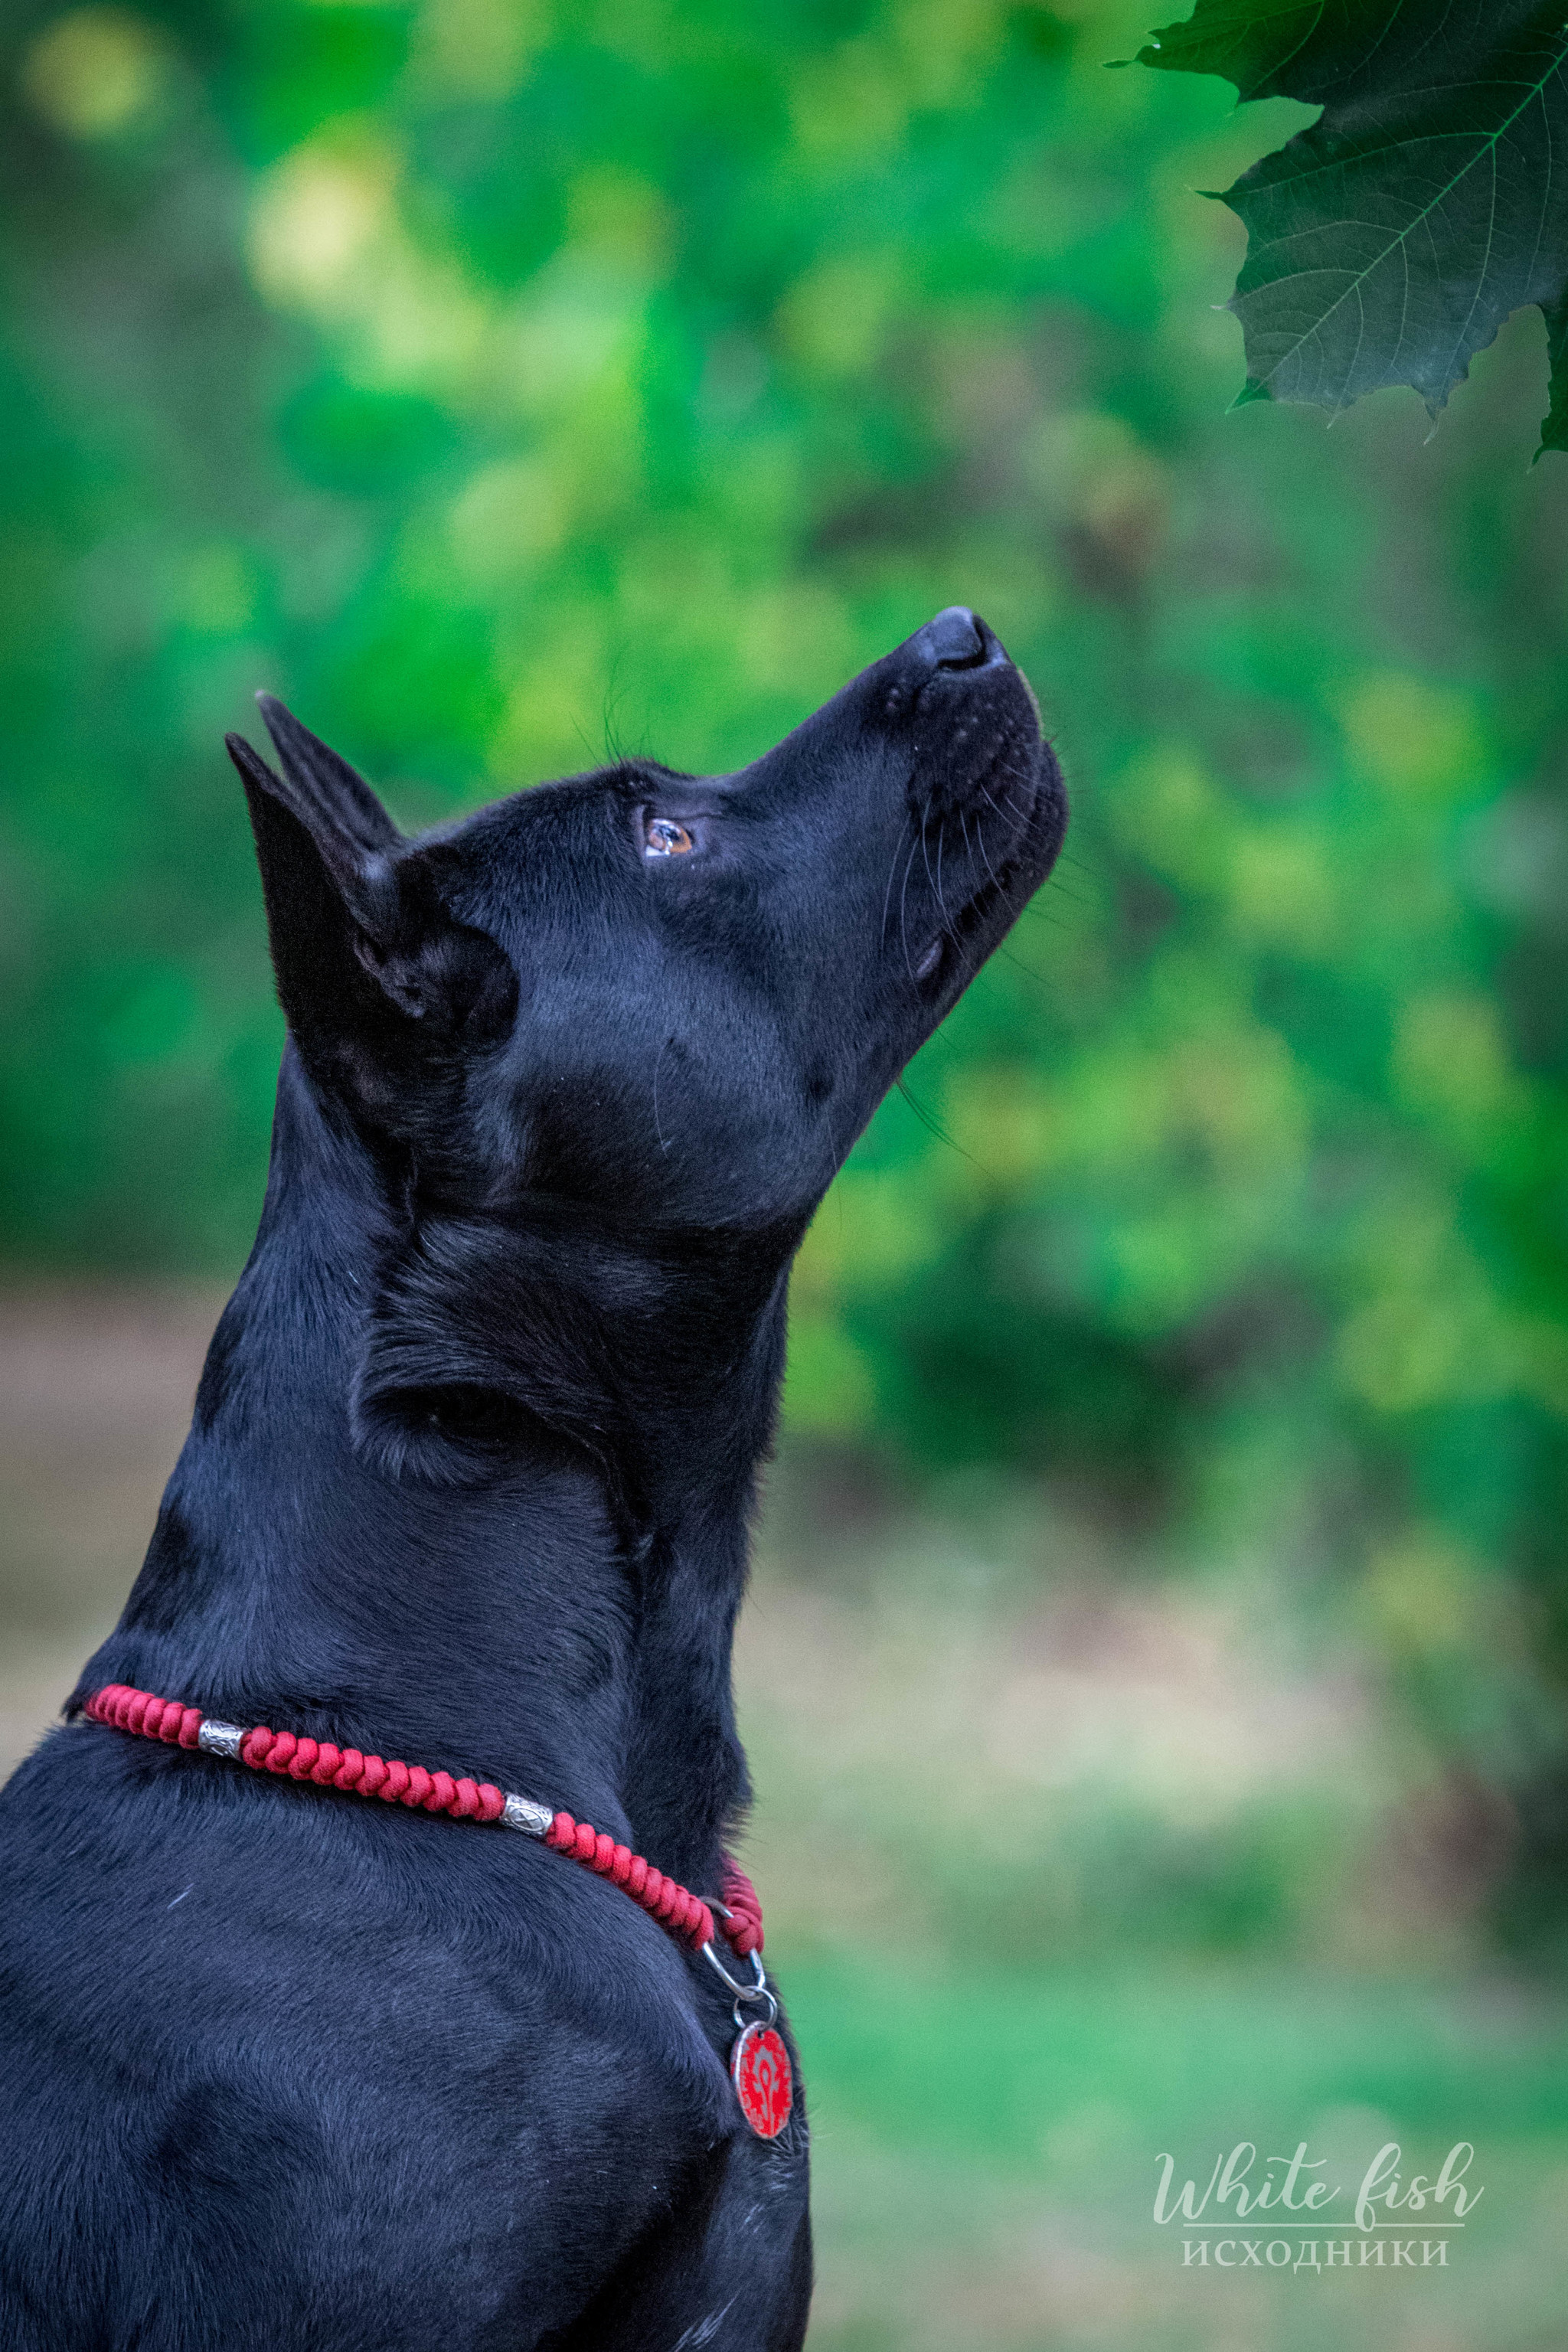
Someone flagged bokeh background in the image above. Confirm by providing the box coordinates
[4,1,1568,2343]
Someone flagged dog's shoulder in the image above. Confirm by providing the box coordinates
[0,1727,752,2344]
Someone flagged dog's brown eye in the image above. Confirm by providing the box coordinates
[644,818,694,857]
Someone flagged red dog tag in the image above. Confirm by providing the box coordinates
[731,2021,793,2138]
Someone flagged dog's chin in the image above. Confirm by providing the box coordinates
[910,737,1064,1001]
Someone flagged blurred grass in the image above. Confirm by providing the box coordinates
[742,1475,1568,2349]
[788,1958,1568,2349]
[733,1468,1568,2344]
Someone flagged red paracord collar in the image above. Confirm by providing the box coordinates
[83,1682,792,2138]
[83,1683,792,2138]
[82,1682,763,1958]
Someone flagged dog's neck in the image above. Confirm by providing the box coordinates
[85,1048,794,1890]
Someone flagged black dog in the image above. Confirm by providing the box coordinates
[0,608,1063,2350]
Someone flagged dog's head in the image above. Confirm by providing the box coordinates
[230,607,1064,1243]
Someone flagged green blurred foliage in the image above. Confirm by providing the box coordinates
[3,0,1568,1933]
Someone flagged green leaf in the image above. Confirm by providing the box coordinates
[1135,0,1568,456]
[1541,289,1568,455]
[1135,0,1416,102]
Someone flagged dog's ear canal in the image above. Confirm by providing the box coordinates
[226,695,514,1054]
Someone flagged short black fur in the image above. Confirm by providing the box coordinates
[0,609,1063,2350]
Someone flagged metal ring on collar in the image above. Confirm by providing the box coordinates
[699,1940,769,2003]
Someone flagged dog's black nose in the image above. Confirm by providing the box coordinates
[918,606,988,670]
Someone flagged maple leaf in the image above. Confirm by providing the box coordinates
[1132,1,1568,456]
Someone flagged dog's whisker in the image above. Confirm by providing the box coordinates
[995,753,1039,787]
[976,779,1016,825]
[897,827,922,982]
[931,815,961,948]
[933,820,975,973]
[918,805,953,950]
[880,812,912,945]
[952,808,981,955]
[979,779,1030,826]
[972,811,1004,901]
[895,1074,981,1165]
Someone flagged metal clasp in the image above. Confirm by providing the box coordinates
[698,1937,778,2030]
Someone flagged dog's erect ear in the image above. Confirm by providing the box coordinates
[227,697,514,1072]
[252,692,403,885]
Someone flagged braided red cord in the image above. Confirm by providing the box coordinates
[237,1721,509,1824]
[543,1813,714,1949]
[83,1683,745,1957]
[720,1860,765,1958]
[86,1685,204,1748]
